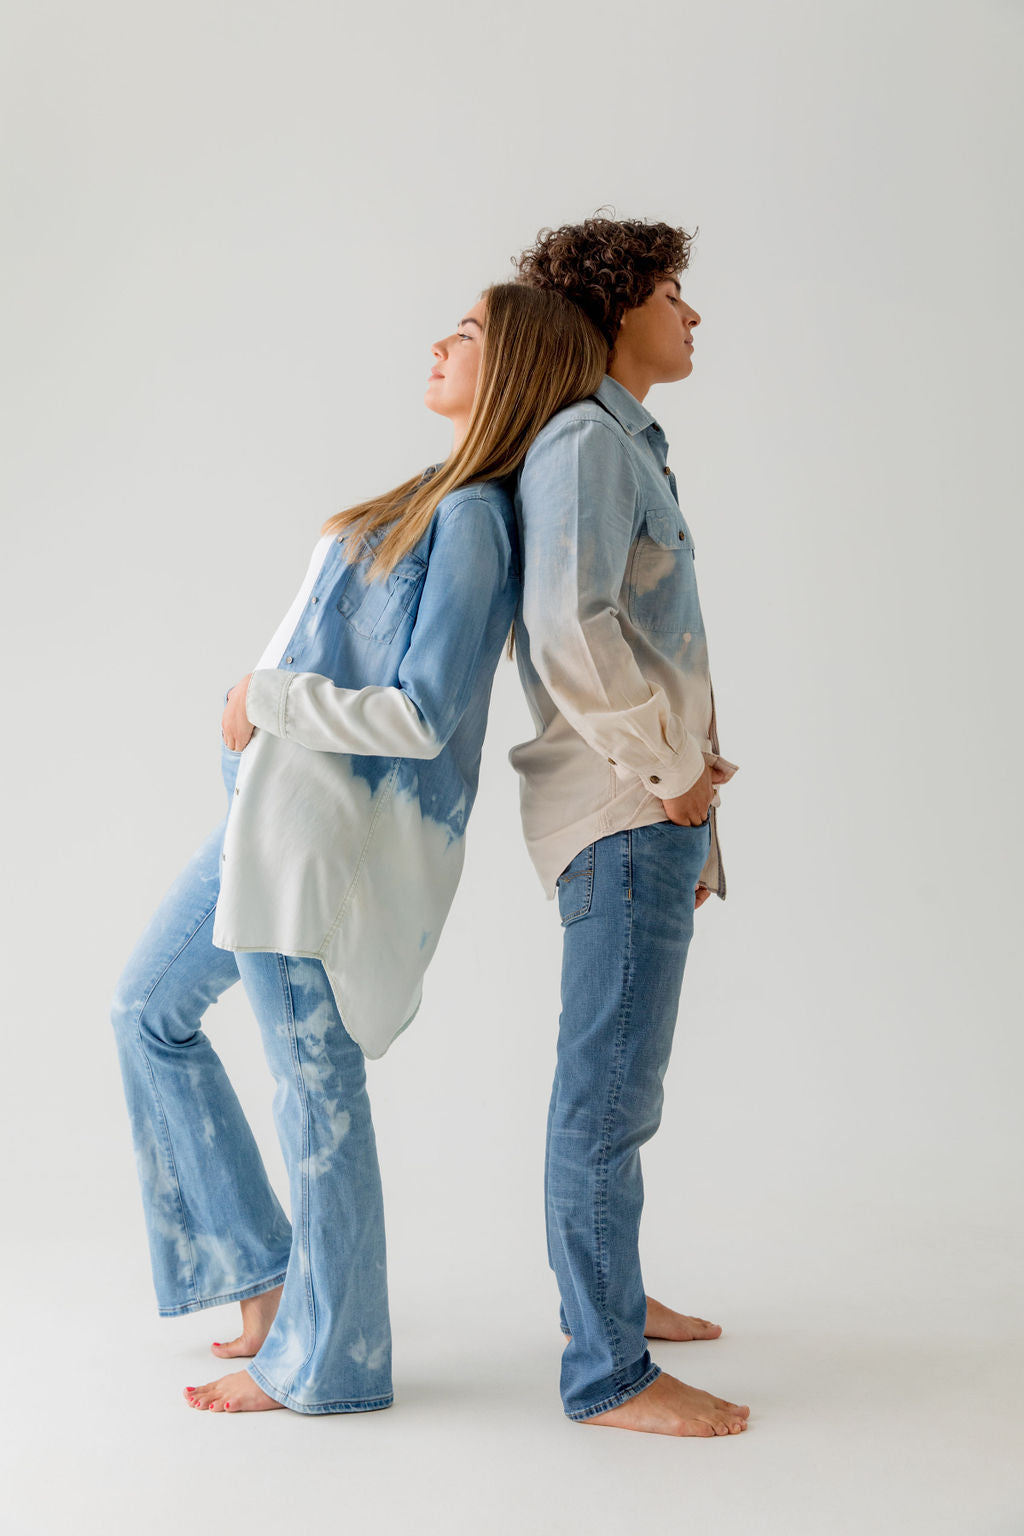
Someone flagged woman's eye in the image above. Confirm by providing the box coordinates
[457,332,472,341]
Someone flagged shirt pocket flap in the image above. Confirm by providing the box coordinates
[338,537,428,643]
[642,502,693,553]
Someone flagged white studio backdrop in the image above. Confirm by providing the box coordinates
[1,2,1021,1532]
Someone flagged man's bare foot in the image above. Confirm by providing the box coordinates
[644,1295,722,1342]
[582,1371,750,1437]
[562,1294,722,1344]
[184,1371,282,1413]
[210,1284,283,1360]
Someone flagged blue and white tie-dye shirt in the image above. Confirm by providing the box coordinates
[509,374,737,898]
[212,471,519,1058]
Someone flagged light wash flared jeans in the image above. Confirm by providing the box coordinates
[110,744,392,1414]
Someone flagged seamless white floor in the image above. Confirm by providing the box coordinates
[7,1199,1021,1536]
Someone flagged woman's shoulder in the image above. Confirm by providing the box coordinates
[434,476,516,532]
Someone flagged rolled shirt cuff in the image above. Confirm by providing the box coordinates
[634,730,707,799]
[245,667,293,738]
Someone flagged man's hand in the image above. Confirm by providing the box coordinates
[661,752,731,827]
[660,753,733,911]
[661,760,714,826]
[221,674,254,751]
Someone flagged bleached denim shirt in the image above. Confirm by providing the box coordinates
[212,472,519,1059]
[509,374,738,898]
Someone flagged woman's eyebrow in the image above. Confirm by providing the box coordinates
[458,317,483,330]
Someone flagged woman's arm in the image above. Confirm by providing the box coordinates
[240,495,513,757]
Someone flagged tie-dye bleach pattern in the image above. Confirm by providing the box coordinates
[111,474,518,1411]
[213,476,520,1059]
[508,374,738,898]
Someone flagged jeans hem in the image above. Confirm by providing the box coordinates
[156,1268,289,1318]
[246,1361,394,1415]
[565,1362,663,1422]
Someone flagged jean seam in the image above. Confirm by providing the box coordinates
[566,1362,663,1422]
[132,898,223,1309]
[246,1360,393,1415]
[591,832,635,1378]
[156,1268,289,1318]
[273,954,317,1396]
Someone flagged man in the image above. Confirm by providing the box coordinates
[510,215,747,1437]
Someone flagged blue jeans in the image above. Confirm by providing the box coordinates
[110,744,392,1414]
[548,818,712,1420]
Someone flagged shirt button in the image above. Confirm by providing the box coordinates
[650,774,661,784]
[664,465,671,476]
[678,530,685,541]
[311,595,319,605]
[607,757,616,765]
[285,655,294,664]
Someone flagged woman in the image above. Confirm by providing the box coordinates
[111,281,606,1416]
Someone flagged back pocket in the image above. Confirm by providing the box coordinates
[555,842,595,925]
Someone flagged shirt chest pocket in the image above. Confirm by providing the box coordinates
[626,503,700,636]
[337,544,428,644]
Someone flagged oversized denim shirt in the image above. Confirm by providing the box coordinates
[212,473,519,1059]
[509,374,737,898]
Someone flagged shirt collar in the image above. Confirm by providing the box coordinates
[593,374,659,438]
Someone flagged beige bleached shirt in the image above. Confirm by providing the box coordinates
[509,373,738,898]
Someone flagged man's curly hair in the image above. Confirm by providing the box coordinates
[515,212,695,351]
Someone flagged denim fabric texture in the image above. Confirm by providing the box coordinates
[508,374,736,899]
[113,473,519,1410]
[213,475,520,1057]
[547,817,712,1419]
[111,746,392,1412]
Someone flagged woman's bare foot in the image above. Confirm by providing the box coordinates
[582,1372,750,1437]
[210,1284,283,1360]
[184,1371,282,1413]
[562,1294,722,1344]
[644,1295,722,1342]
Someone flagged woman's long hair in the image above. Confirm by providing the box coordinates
[320,281,607,578]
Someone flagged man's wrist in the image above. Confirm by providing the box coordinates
[637,735,706,800]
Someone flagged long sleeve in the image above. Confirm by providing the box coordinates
[244,496,511,757]
[518,416,706,797]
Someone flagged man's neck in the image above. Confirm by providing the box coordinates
[607,359,653,404]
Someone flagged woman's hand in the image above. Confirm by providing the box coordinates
[221,675,255,751]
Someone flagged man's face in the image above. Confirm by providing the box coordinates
[613,275,701,384]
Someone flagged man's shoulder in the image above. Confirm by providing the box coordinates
[527,397,630,454]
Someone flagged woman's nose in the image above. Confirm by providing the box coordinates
[431,339,447,359]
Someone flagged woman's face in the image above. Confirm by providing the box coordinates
[424,297,486,446]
